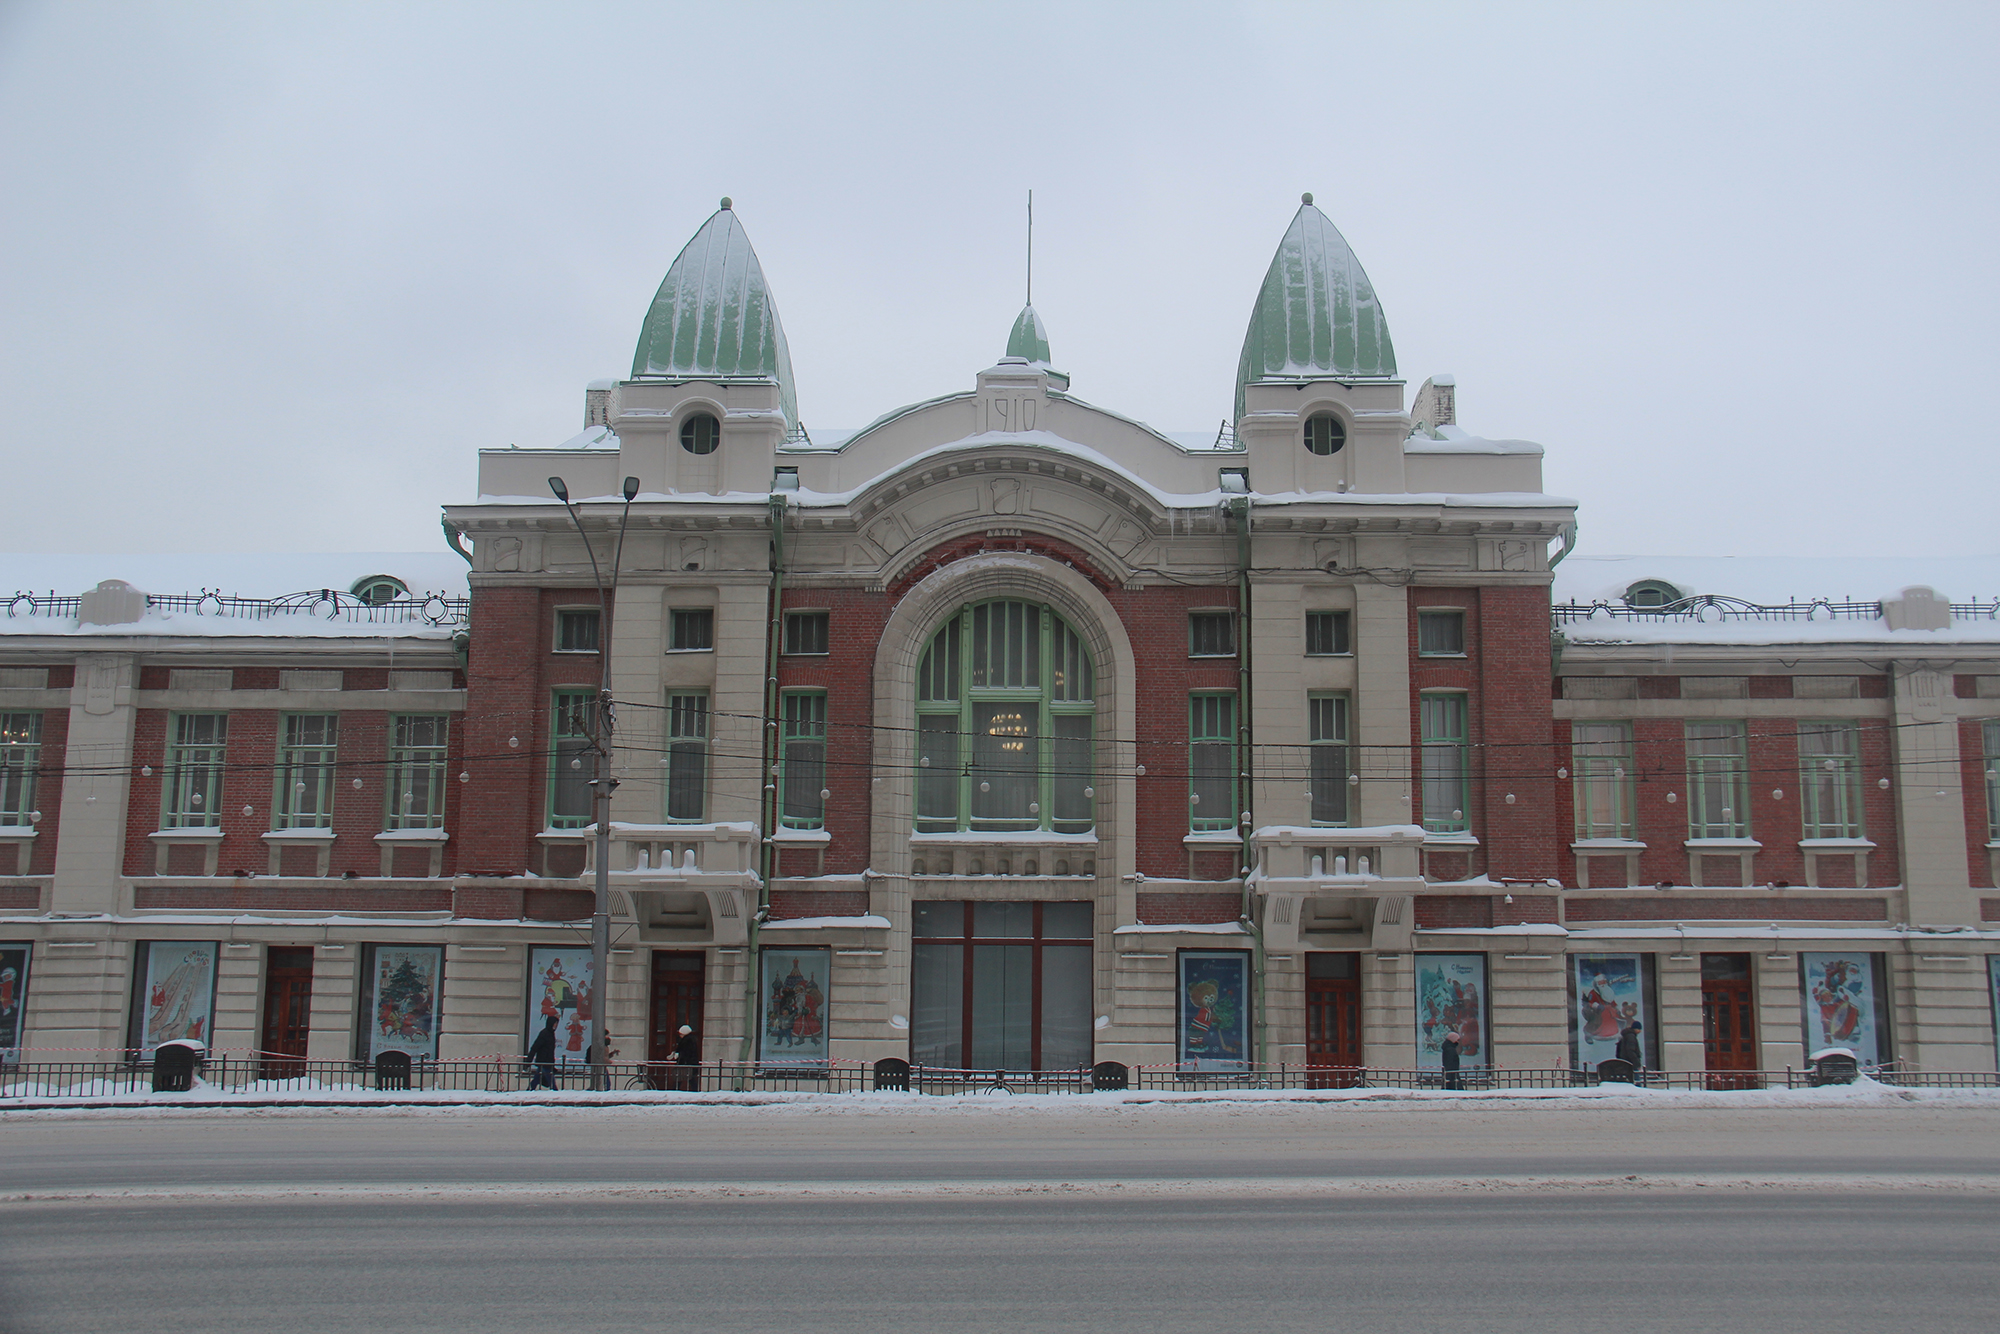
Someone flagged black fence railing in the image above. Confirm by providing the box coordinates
[1552,594,2000,626]
[2,588,467,626]
[3,1057,1996,1101]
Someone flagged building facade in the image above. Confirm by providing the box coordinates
[5,198,1999,1081]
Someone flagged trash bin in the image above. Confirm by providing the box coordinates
[152,1040,203,1093]
[375,1050,412,1090]
[1809,1048,1859,1086]
[1090,1061,1130,1091]
[1595,1058,1636,1084]
[872,1058,910,1091]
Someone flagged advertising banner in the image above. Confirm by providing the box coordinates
[761,949,829,1067]
[1802,952,1886,1066]
[1417,953,1488,1071]
[367,945,442,1062]
[1178,950,1250,1071]
[1572,954,1646,1068]
[528,946,597,1069]
[1990,957,2000,1070]
[137,941,218,1050]
[0,943,28,1060]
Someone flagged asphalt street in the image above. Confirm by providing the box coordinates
[2,1102,1995,1333]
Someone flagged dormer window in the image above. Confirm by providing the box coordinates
[350,575,407,606]
[680,412,720,455]
[1623,580,1684,609]
[1304,413,1346,456]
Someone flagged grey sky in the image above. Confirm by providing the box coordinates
[2,1,1994,567]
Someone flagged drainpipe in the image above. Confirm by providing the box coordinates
[1229,492,1267,1071]
[741,491,788,1073]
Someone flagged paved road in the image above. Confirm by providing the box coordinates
[2,1103,1995,1333]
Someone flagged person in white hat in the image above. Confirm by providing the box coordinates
[673,1023,700,1091]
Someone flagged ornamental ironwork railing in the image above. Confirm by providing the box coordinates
[3,589,468,627]
[1552,594,2000,626]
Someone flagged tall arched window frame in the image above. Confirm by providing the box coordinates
[914,600,1095,834]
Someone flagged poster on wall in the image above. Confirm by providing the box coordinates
[367,945,442,1062]
[135,941,218,1051]
[1417,953,1488,1071]
[1572,954,1647,1069]
[1178,950,1250,1072]
[1989,957,2000,1070]
[527,947,596,1069]
[0,943,29,1061]
[760,949,829,1067]
[1802,952,1887,1066]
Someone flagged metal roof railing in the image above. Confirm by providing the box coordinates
[3,589,469,627]
[1552,594,2000,626]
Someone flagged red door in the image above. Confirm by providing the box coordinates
[1701,953,1758,1089]
[1305,952,1363,1087]
[649,952,706,1089]
[260,947,314,1079]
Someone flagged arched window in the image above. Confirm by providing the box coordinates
[914,600,1094,834]
[1304,412,1346,456]
[680,412,720,455]
[1623,579,1683,608]
[349,575,407,606]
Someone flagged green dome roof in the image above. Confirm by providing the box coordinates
[631,201,798,427]
[1234,197,1396,421]
[1005,304,1052,365]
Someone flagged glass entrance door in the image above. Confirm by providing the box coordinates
[911,901,1092,1072]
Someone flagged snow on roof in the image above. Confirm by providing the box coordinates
[1553,554,2000,607]
[1,552,469,601]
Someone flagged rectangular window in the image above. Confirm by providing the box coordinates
[275,714,338,829]
[1420,694,1468,833]
[665,694,708,823]
[1686,721,1748,839]
[548,691,596,830]
[1417,610,1465,657]
[670,609,714,652]
[1188,612,1236,658]
[784,611,829,655]
[781,693,827,829]
[1308,694,1349,826]
[1305,610,1351,656]
[1988,722,2000,843]
[163,713,227,829]
[0,712,42,826]
[1572,721,1634,839]
[1798,722,1861,840]
[555,608,600,653]
[386,715,448,830]
[1189,693,1237,831]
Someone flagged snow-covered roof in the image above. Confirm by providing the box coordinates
[1554,554,2000,607]
[2,552,469,601]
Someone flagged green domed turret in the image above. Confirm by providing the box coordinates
[1234,195,1395,421]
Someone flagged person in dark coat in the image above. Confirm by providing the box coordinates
[1440,1029,1463,1091]
[673,1024,699,1091]
[527,1013,559,1090]
[1615,1019,1643,1072]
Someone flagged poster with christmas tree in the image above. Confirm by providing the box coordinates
[369,946,441,1061]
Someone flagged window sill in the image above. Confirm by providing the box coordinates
[1571,838,1645,851]
[1188,654,1239,660]
[912,830,1099,847]
[376,829,450,843]
[664,648,714,655]
[1417,653,1469,660]
[1303,652,1354,659]
[1683,838,1761,851]
[1184,831,1243,845]
[550,649,600,655]
[262,829,335,842]
[781,651,830,658]
[150,829,223,842]
[1424,831,1479,848]
[770,829,831,845]
[1797,838,1875,851]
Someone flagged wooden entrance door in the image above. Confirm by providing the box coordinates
[649,952,706,1088]
[1701,953,1758,1089]
[1305,952,1363,1087]
[260,947,314,1079]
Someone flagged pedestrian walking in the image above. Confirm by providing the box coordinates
[526,1013,558,1091]
[674,1023,699,1092]
[1616,1019,1644,1081]
[1441,1028,1464,1091]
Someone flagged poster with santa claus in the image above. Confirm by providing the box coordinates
[1801,952,1886,1066]
[527,947,596,1070]
[1571,954,1645,1068]
[0,943,29,1061]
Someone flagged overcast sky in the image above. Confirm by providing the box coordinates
[2,2,1995,573]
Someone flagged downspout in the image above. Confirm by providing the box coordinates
[1230,493,1267,1071]
[741,491,788,1074]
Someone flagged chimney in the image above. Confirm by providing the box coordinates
[584,380,614,429]
[1411,374,1456,434]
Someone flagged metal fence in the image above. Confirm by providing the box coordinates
[1551,594,2000,626]
[3,588,467,627]
[3,1057,1997,1101]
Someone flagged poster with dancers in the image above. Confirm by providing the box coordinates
[136,940,217,1051]
[527,946,596,1069]
[1416,953,1487,1071]
[0,943,29,1061]
[1178,950,1250,1071]
[367,945,441,1062]
[1801,952,1886,1066]
[1572,954,1646,1068]
[760,949,829,1067]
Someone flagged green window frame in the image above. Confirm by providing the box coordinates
[163,713,227,829]
[1189,693,1237,832]
[1572,721,1634,839]
[1189,612,1236,658]
[554,607,600,653]
[1308,694,1349,827]
[914,600,1095,835]
[548,691,597,830]
[784,611,829,655]
[386,714,448,830]
[1984,721,1999,843]
[275,714,338,830]
[0,712,42,826]
[665,693,708,823]
[1417,610,1465,657]
[780,692,827,830]
[1686,721,1748,839]
[1420,694,1469,832]
[1798,721,1862,840]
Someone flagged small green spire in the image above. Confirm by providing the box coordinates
[1006,304,1052,365]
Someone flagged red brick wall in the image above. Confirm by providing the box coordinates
[1962,720,1994,889]
[1135,891,1240,925]
[779,586,890,875]
[132,884,451,912]
[1415,895,1493,929]
[1565,896,1887,922]
[768,889,869,919]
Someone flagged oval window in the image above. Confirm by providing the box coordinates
[1304,413,1346,456]
[680,412,720,455]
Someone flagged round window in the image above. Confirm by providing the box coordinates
[1304,412,1346,456]
[680,412,720,455]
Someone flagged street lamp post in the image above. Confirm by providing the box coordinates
[548,473,640,1093]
